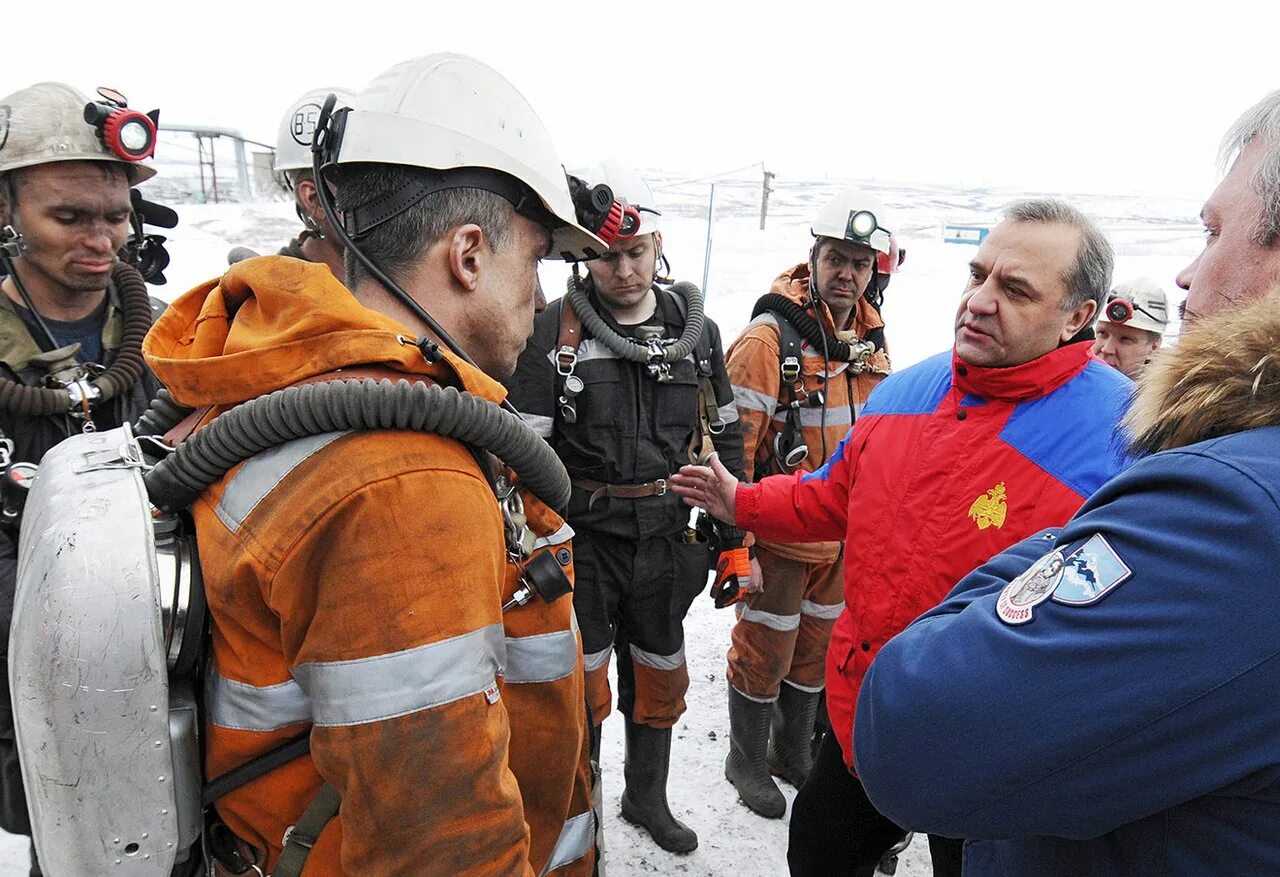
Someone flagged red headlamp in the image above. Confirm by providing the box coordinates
[1104,297,1135,324]
[83,88,159,163]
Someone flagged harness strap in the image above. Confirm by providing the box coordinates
[273,783,342,877]
[557,297,584,361]
[770,310,806,474]
[691,385,719,465]
[162,405,214,447]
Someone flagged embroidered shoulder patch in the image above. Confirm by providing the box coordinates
[1050,534,1132,606]
[996,548,1064,625]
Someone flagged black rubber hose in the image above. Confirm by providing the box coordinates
[144,379,572,513]
[133,389,195,437]
[0,262,152,416]
[566,273,705,364]
[750,293,862,362]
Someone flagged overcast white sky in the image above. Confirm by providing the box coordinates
[7,0,1277,199]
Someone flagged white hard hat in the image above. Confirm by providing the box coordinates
[811,187,894,256]
[585,160,661,235]
[334,53,603,261]
[0,82,156,182]
[274,86,356,174]
[1102,277,1169,334]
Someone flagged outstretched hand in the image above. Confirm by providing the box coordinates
[671,453,739,525]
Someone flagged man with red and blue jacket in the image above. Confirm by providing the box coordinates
[854,89,1280,876]
[671,198,1131,877]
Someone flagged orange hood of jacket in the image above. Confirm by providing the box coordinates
[144,255,507,407]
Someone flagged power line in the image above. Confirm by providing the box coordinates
[652,161,764,191]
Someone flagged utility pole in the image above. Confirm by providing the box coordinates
[759,166,775,230]
[702,182,716,293]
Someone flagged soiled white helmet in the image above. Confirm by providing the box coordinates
[585,160,661,235]
[0,82,155,182]
[811,187,894,256]
[274,86,356,175]
[333,53,603,260]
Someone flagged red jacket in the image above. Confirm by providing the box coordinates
[736,343,1131,768]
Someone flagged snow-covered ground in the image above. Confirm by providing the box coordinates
[0,176,1206,875]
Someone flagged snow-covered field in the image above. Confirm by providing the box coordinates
[0,175,1205,875]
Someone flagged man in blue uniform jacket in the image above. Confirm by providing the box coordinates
[854,88,1280,876]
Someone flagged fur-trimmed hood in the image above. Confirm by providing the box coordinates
[1126,292,1280,455]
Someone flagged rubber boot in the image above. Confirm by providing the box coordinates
[768,683,821,788]
[620,716,697,853]
[725,686,786,818]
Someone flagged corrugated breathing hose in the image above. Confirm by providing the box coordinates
[566,273,705,363]
[143,378,572,513]
[0,262,152,416]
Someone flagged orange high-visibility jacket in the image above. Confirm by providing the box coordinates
[144,257,594,876]
[726,263,890,561]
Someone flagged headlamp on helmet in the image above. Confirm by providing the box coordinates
[847,210,877,240]
[82,88,159,163]
[566,174,642,247]
[1104,296,1135,324]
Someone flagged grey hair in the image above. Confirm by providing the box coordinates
[333,163,513,289]
[1002,198,1114,315]
[1219,89,1280,246]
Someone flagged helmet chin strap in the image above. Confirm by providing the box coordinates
[309,94,523,415]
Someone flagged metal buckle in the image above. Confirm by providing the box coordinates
[555,347,578,376]
[654,478,668,497]
[648,360,674,383]
[780,356,801,383]
[73,433,147,474]
[644,337,666,362]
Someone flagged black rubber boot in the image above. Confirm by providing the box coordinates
[620,716,698,853]
[725,686,786,818]
[769,684,821,788]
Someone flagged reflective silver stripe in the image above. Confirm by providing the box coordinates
[505,629,578,684]
[205,666,312,732]
[215,431,348,532]
[737,605,801,632]
[566,338,616,366]
[293,624,505,727]
[629,642,685,672]
[730,684,776,704]
[716,401,740,425]
[772,405,854,428]
[732,385,778,416]
[533,522,574,549]
[523,413,554,439]
[748,313,779,328]
[801,600,846,620]
[540,811,595,876]
[855,401,866,419]
[782,678,825,694]
[583,644,612,673]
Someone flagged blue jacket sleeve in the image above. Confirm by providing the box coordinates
[854,445,1280,840]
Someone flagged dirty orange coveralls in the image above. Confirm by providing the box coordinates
[144,257,595,876]
[725,264,889,701]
